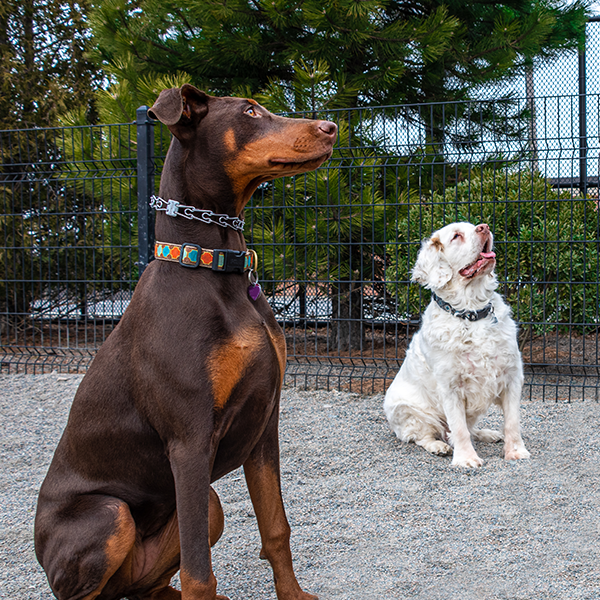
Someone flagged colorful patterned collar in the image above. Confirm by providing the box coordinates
[154,241,263,301]
[155,241,257,273]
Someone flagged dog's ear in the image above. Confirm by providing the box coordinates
[148,85,209,137]
[411,235,453,289]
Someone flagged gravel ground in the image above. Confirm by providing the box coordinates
[1,372,600,600]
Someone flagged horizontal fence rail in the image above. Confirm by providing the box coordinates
[1,94,599,401]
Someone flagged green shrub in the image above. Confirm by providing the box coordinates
[385,168,600,334]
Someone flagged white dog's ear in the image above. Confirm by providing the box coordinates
[411,235,453,289]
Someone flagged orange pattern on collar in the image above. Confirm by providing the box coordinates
[154,242,257,272]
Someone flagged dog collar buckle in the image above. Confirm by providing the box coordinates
[212,249,246,273]
[155,242,261,301]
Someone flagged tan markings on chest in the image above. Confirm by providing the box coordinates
[207,327,266,410]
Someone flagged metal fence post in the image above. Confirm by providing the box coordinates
[525,64,538,173]
[578,49,587,197]
[136,106,155,276]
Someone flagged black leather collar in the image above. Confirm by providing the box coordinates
[431,292,496,322]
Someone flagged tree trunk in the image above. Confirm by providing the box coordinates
[22,0,36,122]
[329,280,364,352]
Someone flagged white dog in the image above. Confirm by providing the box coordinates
[383,222,530,468]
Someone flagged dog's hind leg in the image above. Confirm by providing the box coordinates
[415,434,453,456]
[244,405,317,600]
[35,496,136,600]
[467,412,503,443]
[384,401,452,456]
[105,509,181,600]
[471,428,503,443]
[209,486,225,547]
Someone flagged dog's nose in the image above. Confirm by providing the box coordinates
[475,223,490,235]
[318,121,338,137]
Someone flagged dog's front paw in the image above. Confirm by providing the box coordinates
[472,428,503,443]
[452,452,484,468]
[504,445,530,461]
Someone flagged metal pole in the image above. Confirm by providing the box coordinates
[136,106,155,276]
[579,49,588,197]
[525,64,538,173]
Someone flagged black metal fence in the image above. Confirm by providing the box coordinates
[2,88,600,400]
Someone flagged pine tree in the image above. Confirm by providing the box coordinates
[249,121,402,352]
[0,0,102,334]
[0,0,101,129]
[85,0,590,351]
[89,0,588,112]
[89,0,460,111]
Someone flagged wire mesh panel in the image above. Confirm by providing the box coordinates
[0,123,138,372]
[249,97,600,399]
[1,95,599,400]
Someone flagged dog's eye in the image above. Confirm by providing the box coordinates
[245,106,259,117]
[452,232,462,241]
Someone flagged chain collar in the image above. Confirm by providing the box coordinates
[431,292,496,323]
[150,195,245,232]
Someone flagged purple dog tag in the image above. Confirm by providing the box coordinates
[248,282,262,301]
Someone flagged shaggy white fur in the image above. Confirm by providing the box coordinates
[383,222,530,468]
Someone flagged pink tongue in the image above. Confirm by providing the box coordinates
[459,251,496,277]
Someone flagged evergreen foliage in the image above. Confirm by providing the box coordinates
[89,0,589,112]
[0,0,101,129]
[1,0,103,327]
[249,120,401,349]
[386,169,600,335]
[84,0,590,351]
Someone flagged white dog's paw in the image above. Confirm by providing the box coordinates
[452,452,484,468]
[472,428,504,443]
[422,440,453,456]
[504,446,530,461]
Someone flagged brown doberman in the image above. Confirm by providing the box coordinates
[34,84,337,600]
